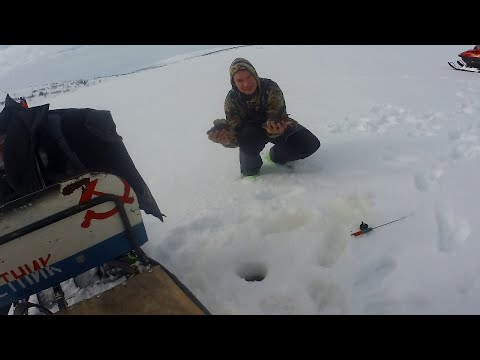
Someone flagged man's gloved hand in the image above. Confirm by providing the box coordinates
[262,120,291,136]
[207,120,234,146]
[208,128,232,145]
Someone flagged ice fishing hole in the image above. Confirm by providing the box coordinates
[236,262,268,282]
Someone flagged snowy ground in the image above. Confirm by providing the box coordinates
[6,45,480,314]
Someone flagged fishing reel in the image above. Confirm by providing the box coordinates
[351,221,372,237]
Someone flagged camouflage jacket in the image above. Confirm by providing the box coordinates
[213,78,298,148]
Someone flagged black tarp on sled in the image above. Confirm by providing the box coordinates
[0,94,164,221]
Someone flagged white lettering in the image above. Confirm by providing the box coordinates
[23,274,34,286]
[16,278,26,289]
[44,266,62,276]
[29,269,49,283]
[7,282,16,293]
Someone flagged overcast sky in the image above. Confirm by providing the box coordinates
[0,45,230,95]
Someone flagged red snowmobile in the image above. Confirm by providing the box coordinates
[448,46,480,73]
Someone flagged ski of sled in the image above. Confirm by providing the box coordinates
[448,61,480,73]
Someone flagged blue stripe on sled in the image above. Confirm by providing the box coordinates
[0,223,149,308]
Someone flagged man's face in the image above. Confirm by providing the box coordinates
[233,70,257,95]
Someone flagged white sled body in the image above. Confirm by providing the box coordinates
[0,172,148,308]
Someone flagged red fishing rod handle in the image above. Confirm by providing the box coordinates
[351,228,373,237]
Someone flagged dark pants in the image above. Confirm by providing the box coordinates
[238,123,320,176]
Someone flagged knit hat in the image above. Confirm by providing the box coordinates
[229,58,260,91]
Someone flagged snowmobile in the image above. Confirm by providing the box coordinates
[448,46,480,73]
[0,94,210,315]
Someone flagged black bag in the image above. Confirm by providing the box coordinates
[0,94,165,221]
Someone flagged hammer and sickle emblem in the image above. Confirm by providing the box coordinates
[79,178,134,228]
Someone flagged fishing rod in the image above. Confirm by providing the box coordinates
[351,214,412,237]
